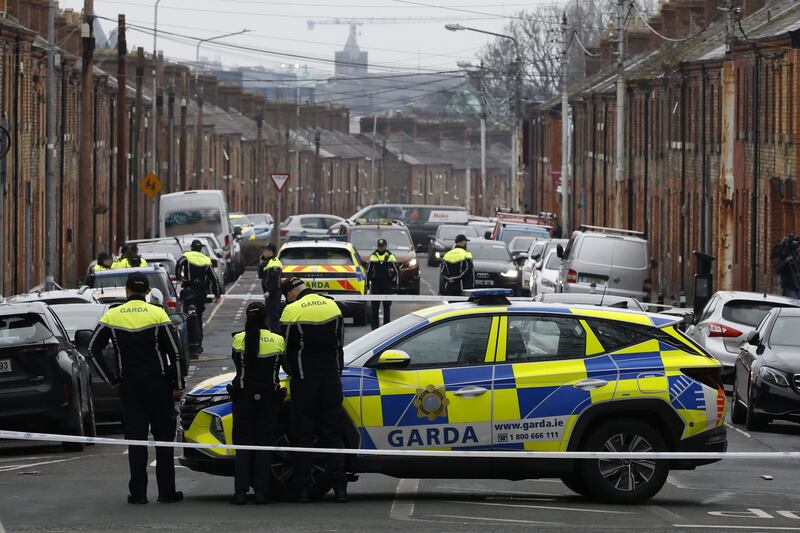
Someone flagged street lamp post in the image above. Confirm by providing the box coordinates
[446,23,521,213]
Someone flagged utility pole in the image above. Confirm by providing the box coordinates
[613,0,627,228]
[45,0,56,287]
[151,0,160,236]
[560,12,571,235]
[133,48,144,236]
[510,57,521,212]
[718,0,738,291]
[465,136,471,213]
[115,15,127,248]
[255,115,262,213]
[78,0,94,280]
[314,130,321,212]
[167,89,174,193]
[178,97,187,192]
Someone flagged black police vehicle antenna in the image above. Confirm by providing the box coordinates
[599,282,608,307]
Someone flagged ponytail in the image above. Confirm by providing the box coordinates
[244,302,267,358]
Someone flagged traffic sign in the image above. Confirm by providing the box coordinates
[270,173,290,193]
[140,172,162,199]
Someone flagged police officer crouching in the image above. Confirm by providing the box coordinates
[279,277,348,503]
[367,238,399,330]
[87,273,184,504]
[258,243,283,331]
[229,302,286,505]
[176,239,221,356]
[440,234,474,296]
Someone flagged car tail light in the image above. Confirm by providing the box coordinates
[165,298,177,309]
[224,235,230,247]
[566,269,577,283]
[643,278,652,293]
[280,228,289,237]
[707,322,742,338]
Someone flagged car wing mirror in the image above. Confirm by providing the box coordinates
[746,330,760,346]
[556,244,564,258]
[375,349,411,369]
[214,248,224,259]
[74,329,94,350]
[415,244,424,253]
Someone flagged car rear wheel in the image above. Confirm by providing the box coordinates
[577,418,668,504]
[270,417,333,501]
[83,390,97,442]
[746,386,770,431]
[731,380,747,425]
[62,394,86,452]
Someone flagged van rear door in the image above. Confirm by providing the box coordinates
[608,238,649,296]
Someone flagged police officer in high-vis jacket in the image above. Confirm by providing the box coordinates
[228,302,286,506]
[367,238,399,330]
[112,244,148,269]
[279,277,348,503]
[258,243,283,332]
[87,273,184,505]
[176,240,221,355]
[440,234,474,296]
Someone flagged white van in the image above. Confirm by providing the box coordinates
[159,190,234,279]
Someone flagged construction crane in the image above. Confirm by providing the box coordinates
[307,17,488,46]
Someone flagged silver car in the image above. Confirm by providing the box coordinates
[686,291,800,382]
[521,239,567,295]
[280,214,345,240]
[530,250,562,296]
[559,227,651,300]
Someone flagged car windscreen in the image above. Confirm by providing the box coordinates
[230,214,252,226]
[437,226,479,241]
[279,247,353,265]
[469,243,511,261]
[344,313,425,365]
[350,228,413,252]
[0,314,53,345]
[769,316,800,346]
[723,300,798,328]
[247,214,270,225]
[89,272,172,295]
[545,253,561,270]
[509,236,538,252]
[144,257,177,275]
[164,206,222,237]
[135,242,185,258]
[500,226,550,244]
[50,306,105,338]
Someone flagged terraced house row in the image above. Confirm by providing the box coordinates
[527,0,800,302]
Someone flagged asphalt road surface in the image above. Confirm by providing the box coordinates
[2,265,800,532]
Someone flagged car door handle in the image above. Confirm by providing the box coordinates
[453,386,488,398]
[574,379,608,391]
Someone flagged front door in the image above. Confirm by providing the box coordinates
[360,315,498,450]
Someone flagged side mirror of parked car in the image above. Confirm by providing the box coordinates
[746,330,760,347]
[233,226,242,237]
[556,244,564,258]
[514,255,527,266]
[214,248,224,259]
[415,244,424,253]
[374,349,411,369]
[74,329,94,350]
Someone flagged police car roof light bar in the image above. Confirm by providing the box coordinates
[464,288,513,306]
[578,225,646,238]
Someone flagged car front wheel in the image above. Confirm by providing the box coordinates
[731,379,747,425]
[577,418,668,504]
[270,416,333,501]
[745,385,770,431]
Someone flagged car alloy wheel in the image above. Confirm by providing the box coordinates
[270,420,332,501]
[731,380,747,425]
[598,433,657,492]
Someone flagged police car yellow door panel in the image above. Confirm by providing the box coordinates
[360,315,496,450]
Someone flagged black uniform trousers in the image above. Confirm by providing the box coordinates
[264,292,282,333]
[181,286,207,351]
[289,376,346,492]
[232,391,280,494]
[120,376,176,498]
[369,280,394,330]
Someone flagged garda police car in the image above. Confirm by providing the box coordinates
[276,240,369,325]
[178,289,726,504]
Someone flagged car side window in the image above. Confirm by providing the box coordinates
[300,217,322,229]
[697,296,718,323]
[505,316,586,362]
[390,316,493,368]
[585,319,651,352]
[46,309,71,344]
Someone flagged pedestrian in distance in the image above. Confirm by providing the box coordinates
[440,234,474,296]
[87,273,185,505]
[228,302,286,505]
[367,238,399,330]
[279,277,349,503]
[775,236,800,299]
[93,252,114,272]
[176,239,221,357]
[258,243,283,332]
[112,244,148,269]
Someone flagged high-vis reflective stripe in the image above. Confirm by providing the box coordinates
[182,250,212,267]
[442,247,470,264]
[93,264,110,272]
[111,258,149,269]
[369,252,397,263]
[232,330,286,357]
[99,300,173,331]
[264,258,283,270]
[282,265,358,273]
[280,293,342,325]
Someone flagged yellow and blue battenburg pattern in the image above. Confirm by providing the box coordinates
[183,303,725,459]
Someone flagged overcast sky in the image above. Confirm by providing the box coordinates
[59,0,561,77]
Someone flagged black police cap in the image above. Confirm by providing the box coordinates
[126,272,150,293]
[190,239,203,251]
[377,239,387,246]
[455,234,470,243]
[263,243,277,253]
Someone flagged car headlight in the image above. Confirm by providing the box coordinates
[405,258,418,268]
[759,366,791,387]
[502,268,519,278]
[210,414,227,443]
[541,278,555,288]
[434,251,441,259]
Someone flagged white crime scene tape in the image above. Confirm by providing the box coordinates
[1,430,798,460]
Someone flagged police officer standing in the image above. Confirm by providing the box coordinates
[87,273,184,504]
[112,244,148,269]
[367,238,399,330]
[440,234,474,296]
[258,243,283,331]
[279,277,348,503]
[229,302,286,505]
[176,240,221,356]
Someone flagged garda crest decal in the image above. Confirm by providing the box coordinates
[413,384,449,421]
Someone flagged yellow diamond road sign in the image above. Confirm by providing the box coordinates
[140,172,162,199]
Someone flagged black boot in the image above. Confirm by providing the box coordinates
[333,486,348,503]
[127,494,148,505]
[157,491,184,503]
[229,492,248,505]
[253,491,270,505]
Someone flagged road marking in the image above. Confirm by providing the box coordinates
[0,456,83,473]
[204,275,243,327]
[444,500,631,514]
[668,474,687,489]
[647,504,685,523]
[389,478,419,521]
[726,422,752,438]
[432,514,558,526]
[0,456,47,463]
[674,526,800,531]
[420,277,435,295]
[702,491,736,505]
[0,512,5,533]
[221,367,228,371]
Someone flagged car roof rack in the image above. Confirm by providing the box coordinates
[577,225,645,238]
[463,288,513,305]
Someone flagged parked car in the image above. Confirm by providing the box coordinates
[350,204,468,251]
[521,239,568,294]
[559,226,652,300]
[49,303,120,421]
[508,235,540,260]
[160,189,234,268]
[330,220,421,295]
[529,250,563,297]
[440,239,520,295]
[732,307,800,430]
[8,287,98,305]
[686,291,800,383]
[532,292,648,311]
[245,213,273,241]
[427,225,481,266]
[491,213,552,244]
[280,214,345,241]
[139,252,178,280]
[86,266,180,310]
[0,302,95,450]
